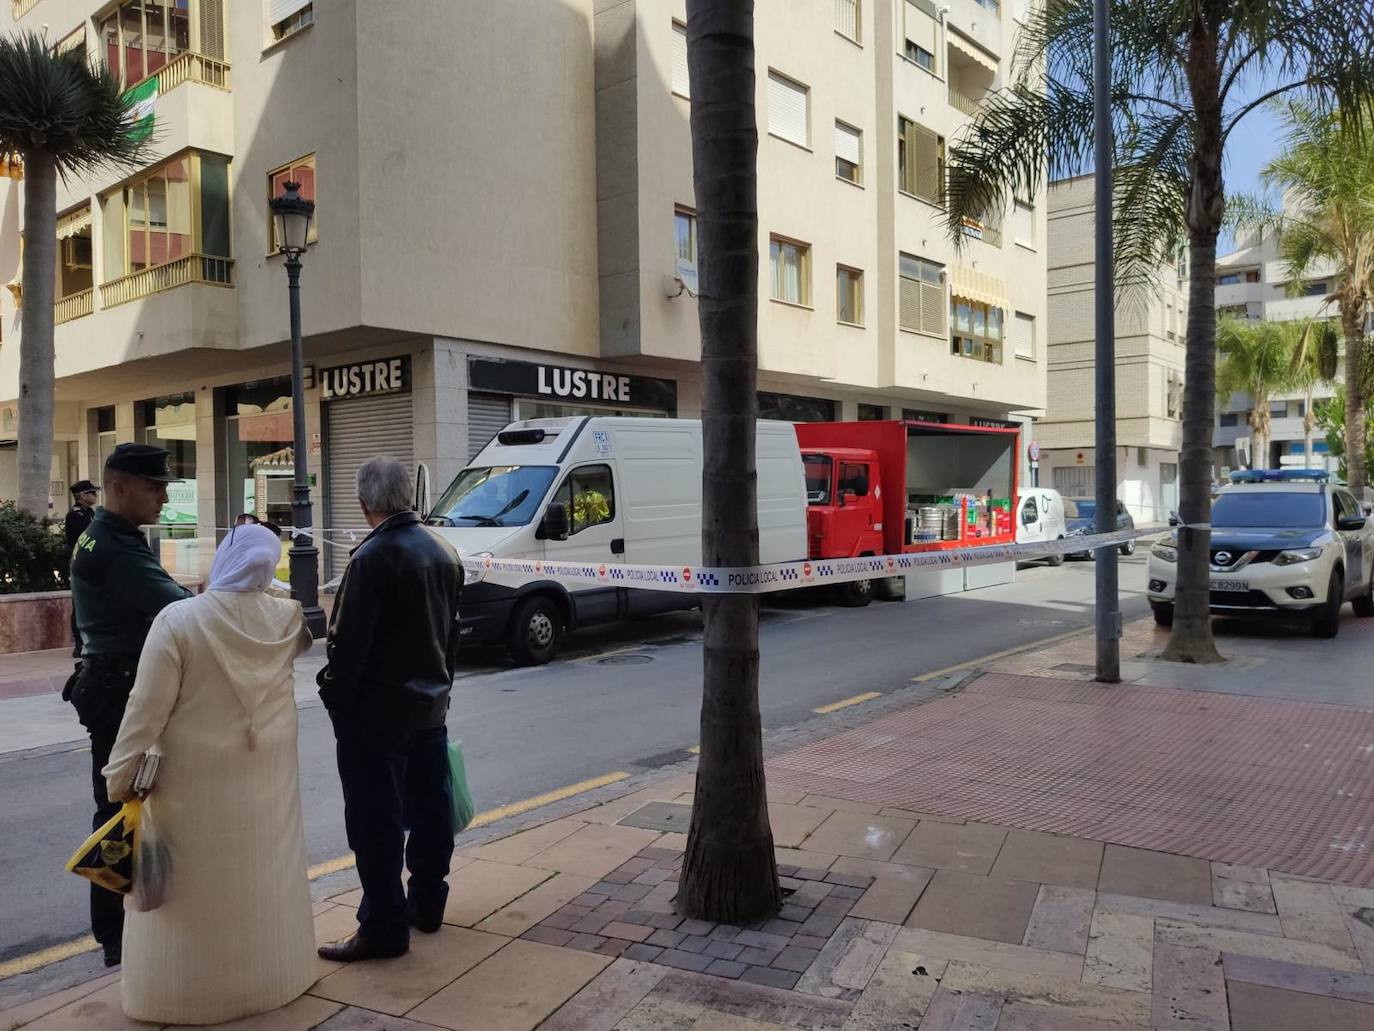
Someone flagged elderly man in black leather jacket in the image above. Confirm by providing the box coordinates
[316,456,464,963]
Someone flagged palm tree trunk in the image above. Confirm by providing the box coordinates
[1252,398,1269,472]
[678,0,780,925]
[17,150,56,519]
[1340,299,1367,494]
[1304,383,1315,468]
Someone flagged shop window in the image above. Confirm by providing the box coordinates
[271,1,314,42]
[674,206,696,264]
[225,378,294,526]
[770,236,811,306]
[100,0,197,91]
[835,121,862,184]
[837,265,863,326]
[140,394,198,530]
[951,298,1004,364]
[103,151,231,279]
[95,406,117,468]
[839,463,870,497]
[903,408,948,423]
[898,253,945,336]
[758,392,836,423]
[553,465,616,534]
[269,155,317,250]
[898,117,943,204]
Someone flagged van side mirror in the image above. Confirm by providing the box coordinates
[539,502,570,541]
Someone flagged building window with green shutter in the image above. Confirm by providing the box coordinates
[951,298,1005,364]
[837,266,863,326]
[898,254,945,337]
[771,236,811,307]
[898,117,944,206]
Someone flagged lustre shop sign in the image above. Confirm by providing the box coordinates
[320,356,411,401]
[467,358,677,413]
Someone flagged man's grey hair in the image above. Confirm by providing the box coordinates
[357,456,413,517]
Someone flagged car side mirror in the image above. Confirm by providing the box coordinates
[1337,514,1367,531]
[539,502,570,541]
[1168,512,1180,527]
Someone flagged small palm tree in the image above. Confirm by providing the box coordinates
[943,1,1374,664]
[1229,101,1374,494]
[1215,318,1303,468]
[0,31,145,518]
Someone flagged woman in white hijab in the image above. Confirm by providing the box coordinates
[104,524,317,1025]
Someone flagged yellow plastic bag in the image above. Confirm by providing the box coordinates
[66,799,141,895]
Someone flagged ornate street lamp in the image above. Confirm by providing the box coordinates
[269,183,326,636]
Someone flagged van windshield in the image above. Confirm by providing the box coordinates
[803,454,833,505]
[429,466,557,527]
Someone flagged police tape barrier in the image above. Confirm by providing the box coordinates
[461,526,1163,596]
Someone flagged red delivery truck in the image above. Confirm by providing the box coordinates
[794,419,1021,604]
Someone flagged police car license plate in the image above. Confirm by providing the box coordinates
[1209,578,1249,592]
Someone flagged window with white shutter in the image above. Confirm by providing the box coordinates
[671,21,690,98]
[903,0,938,72]
[270,0,313,41]
[899,253,945,336]
[1012,201,1035,248]
[835,121,862,184]
[835,0,860,42]
[1013,312,1035,359]
[768,71,810,148]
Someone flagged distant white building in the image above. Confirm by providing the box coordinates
[1212,230,1341,474]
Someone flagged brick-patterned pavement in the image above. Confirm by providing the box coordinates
[769,671,1374,886]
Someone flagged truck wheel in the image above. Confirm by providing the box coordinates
[1151,603,1173,628]
[510,595,563,666]
[838,578,874,607]
[1312,570,1344,639]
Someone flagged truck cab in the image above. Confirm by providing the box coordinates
[802,447,885,605]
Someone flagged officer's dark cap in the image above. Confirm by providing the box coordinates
[104,443,184,483]
[70,480,99,495]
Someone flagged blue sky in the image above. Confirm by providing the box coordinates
[1219,95,1285,251]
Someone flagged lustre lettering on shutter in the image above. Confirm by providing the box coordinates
[320,356,411,401]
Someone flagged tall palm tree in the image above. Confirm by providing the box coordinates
[1215,317,1303,467]
[1293,320,1341,467]
[1230,101,1374,494]
[677,0,780,923]
[944,1,1374,664]
[0,32,144,518]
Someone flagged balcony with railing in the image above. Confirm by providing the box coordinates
[100,254,234,309]
[154,51,231,93]
[949,85,982,117]
[11,0,41,20]
[54,289,94,325]
[961,217,1002,247]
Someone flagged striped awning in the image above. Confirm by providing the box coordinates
[57,206,92,240]
[951,264,1009,310]
[949,28,998,73]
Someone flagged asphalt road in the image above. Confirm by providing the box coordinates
[0,556,1151,964]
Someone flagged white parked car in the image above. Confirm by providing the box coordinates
[1016,488,1067,566]
[1147,471,1374,638]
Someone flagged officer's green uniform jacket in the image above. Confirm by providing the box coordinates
[71,508,193,659]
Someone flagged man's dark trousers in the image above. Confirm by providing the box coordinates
[335,724,454,949]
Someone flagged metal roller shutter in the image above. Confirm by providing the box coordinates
[467,394,511,460]
[324,392,414,580]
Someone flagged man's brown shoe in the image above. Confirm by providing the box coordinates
[317,933,409,962]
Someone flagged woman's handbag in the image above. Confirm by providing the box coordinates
[448,739,476,834]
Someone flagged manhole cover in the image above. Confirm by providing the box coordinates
[598,654,654,666]
[619,801,692,833]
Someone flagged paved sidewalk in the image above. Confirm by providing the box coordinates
[5,619,1374,1029]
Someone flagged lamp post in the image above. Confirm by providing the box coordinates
[270,182,326,637]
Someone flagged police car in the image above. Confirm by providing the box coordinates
[1147,470,1374,638]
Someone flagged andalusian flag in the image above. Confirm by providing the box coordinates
[125,78,158,142]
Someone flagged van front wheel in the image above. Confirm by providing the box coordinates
[838,578,874,607]
[510,595,563,666]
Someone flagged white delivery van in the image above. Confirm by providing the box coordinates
[1015,487,1068,566]
[426,416,808,664]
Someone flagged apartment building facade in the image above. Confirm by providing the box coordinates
[0,0,1046,576]
[1212,229,1340,473]
[1039,175,1185,523]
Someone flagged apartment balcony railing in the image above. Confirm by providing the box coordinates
[961,217,1002,247]
[11,0,41,20]
[100,254,234,309]
[54,289,93,325]
[154,51,230,93]
[948,86,982,117]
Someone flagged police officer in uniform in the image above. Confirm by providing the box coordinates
[67,444,192,967]
[64,480,100,656]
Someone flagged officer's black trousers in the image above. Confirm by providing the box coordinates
[334,723,454,950]
[89,726,124,950]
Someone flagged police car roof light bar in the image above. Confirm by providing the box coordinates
[1228,468,1329,483]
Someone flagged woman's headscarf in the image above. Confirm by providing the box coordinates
[208,523,282,593]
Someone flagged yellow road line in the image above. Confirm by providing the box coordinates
[814,691,883,714]
[910,626,1090,684]
[7,771,632,982]
[0,935,98,980]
